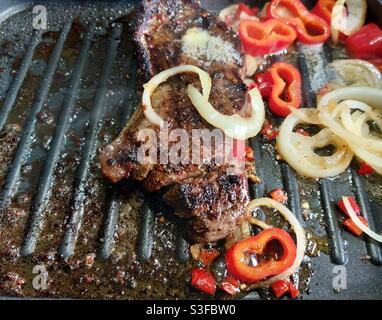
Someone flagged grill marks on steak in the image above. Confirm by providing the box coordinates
[99,0,250,243]
[164,171,248,242]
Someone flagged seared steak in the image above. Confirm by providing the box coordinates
[99,0,250,242]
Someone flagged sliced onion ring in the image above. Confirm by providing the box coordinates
[331,0,367,44]
[187,85,265,140]
[244,54,259,77]
[244,198,306,289]
[277,108,353,178]
[142,65,212,127]
[318,87,382,152]
[331,59,382,89]
[343,197,382,243]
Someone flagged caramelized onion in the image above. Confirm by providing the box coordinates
[187,85,265,140]
[318,87,382,152]
[276,108,353,178]
[142,65,212,127]
[331,59,382,89]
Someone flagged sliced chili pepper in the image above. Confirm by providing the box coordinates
[267,0,330,44]
[235,3,259,20]
[343,216,368,237]
[311,0,335,25]
[220,276,240,295]
[225,228,297,283]
[271,279,289,298]
[358,162,374,176]
[200,249,220,266]
[346,23,382,60]
[239,19,296,57]
[254,72,274,98]
[270,188,288,204]
[337,197,361,217]
[261,122,279,140]
[268,62,302,117]
[191,268,216,295]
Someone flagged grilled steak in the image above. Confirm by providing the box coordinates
[99,0,251,242]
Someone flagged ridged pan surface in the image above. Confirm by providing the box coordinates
[0,0,380,299]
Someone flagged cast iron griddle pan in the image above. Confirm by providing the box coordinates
[0,0,381,299]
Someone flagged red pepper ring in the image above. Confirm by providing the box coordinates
[225,228,297,283]
[311,0,336,25]
[268,62,302,117]
[239,19,297,57]
[267,0,330,44]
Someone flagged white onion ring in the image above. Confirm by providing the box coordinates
[187,85,265,140]
[244,198,306,289]
[142,65,212,127]
[343,197,382,243]
[331,0,367,44]
[318,87,382,110]
[318,87,382,152]
[338,101,382,170]
[276,108,353,178]
[244,54,259,77]
[331,59,382,89]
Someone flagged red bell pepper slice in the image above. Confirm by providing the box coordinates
[268,62,302,117]
[254,72,274,98]
[235,3,259,20]
[191,268,216,295]
[287,281,300,298]
[247,82,258,92]
[267,0,330,44]
[311,0,349,42]
[225,228,297,283]
[271,280,289,298]
[271,279,300,298]
[346,23,382,60]
[220,276,240,295]
[311,0,335,25]
[269,188,288,204]
[199,249,220,266]
[358,162,374,176]
[337,197,361,217]
[239,19,296,57]
[343,216,369,237]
